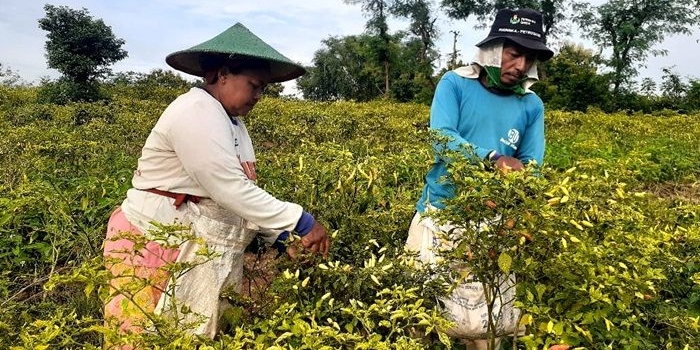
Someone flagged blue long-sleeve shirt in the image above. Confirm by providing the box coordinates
[416,71,545,213]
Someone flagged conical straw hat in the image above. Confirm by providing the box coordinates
[166,23,305,82]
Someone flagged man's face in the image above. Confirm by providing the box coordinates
[500,41,537,86]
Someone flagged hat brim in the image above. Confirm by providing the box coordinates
[166,50,306,83]
[476,36,554,62]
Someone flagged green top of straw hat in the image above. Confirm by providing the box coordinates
[165,23,306,83]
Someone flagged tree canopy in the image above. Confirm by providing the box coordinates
[20,2,699,112]
[532,42,610,111]
[38,4,127,85]
[440,0,572,38]
[574,0,700,98]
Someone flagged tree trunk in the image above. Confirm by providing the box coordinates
[384,60,390,97]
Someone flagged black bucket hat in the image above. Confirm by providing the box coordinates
[166,23,306,83]
[475,8,554,61]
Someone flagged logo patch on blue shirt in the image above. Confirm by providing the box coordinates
[500,129,520,150]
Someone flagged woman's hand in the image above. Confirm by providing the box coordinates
[286,222,330,258]
[239,158,257,181]
[301,222,330,256]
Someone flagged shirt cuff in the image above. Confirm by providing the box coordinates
[272,211,316,253]
[294,211,315,236]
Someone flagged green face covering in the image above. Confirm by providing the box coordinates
[483,66,527,96]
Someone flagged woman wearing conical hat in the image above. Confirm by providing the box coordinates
[102,23,330,345]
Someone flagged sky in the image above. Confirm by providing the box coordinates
[1,0,699,94]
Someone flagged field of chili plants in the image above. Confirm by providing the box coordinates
[0,84,698,349]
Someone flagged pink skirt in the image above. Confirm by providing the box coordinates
[103,207,179,339]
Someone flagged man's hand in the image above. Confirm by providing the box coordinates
[494,155,524,172]
[549,345,570,350]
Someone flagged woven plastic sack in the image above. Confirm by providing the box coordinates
[154,199,257,338]
[406,213,520,339]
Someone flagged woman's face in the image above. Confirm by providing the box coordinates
[216,68,269,116]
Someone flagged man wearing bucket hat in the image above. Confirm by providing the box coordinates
[405,8,555,350]
[102,23,330,343]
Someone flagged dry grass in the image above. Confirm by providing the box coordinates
[647,182,700,203]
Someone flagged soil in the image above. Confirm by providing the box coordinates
[647,181,700,203]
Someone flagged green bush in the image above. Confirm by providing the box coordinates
[0,85,698,349]
[37,78,109,105]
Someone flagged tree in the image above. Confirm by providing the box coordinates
[686,79,700,111]
[445,30,468,70]
[441,0,572,39]
[0,63,23,86]
[532,42,610,111]
[263,83,284,98]
[298,35,386,101]
[109,69,193,89]
[298,33,436,103]
[344,0,393,97]
[390,37,439,103]
[660,66,687,102]
[574,0,700,99]
[390,0,439,64]
[389,0,440,97]
[38,4,127,102]
[639,77,657,96]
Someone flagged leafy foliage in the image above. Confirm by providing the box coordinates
[297,35,383,101]
[0,84,699,348]
[0,63,24,87]
[390,0,439,64]
[105,69,195,102]
[345,0,393,97]
[297,34,436,103]
[440,0,572,38]
[532,42,610,111]
[38,4,128,103]
[574,0,700,99]
[299,0,438,103]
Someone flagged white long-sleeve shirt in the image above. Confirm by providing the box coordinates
[120,87,302,240]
